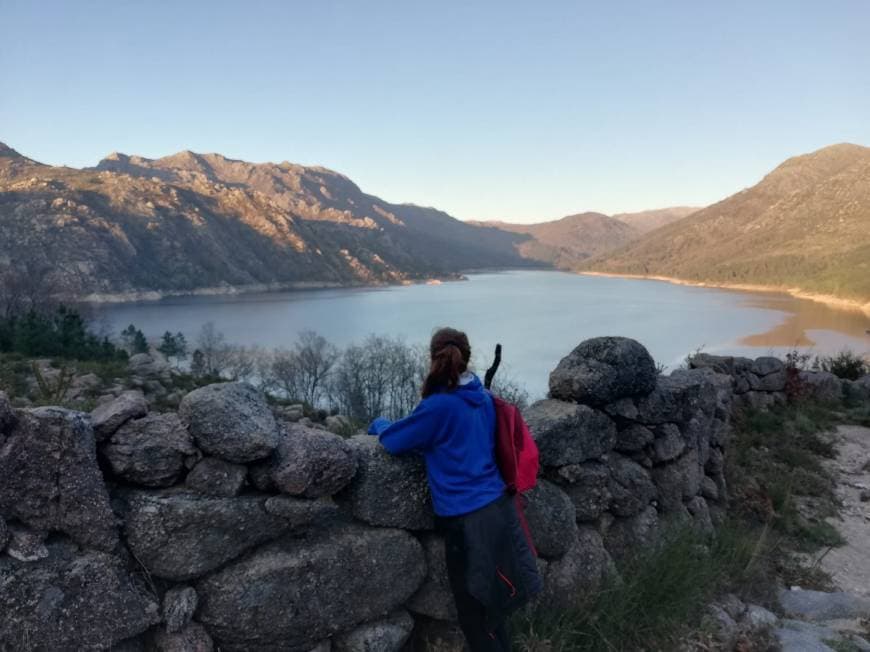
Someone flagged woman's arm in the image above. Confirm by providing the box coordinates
[367,398,440,454]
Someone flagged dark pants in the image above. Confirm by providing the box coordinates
[438,500,515,652]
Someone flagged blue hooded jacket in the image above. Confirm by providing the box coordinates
[368,373,506,517]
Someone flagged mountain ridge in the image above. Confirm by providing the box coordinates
[584,143,870,309]
[2,140,867,308]
[612,206,700,233]
[469,212,638,268]
[469,207,697,269]
[0,142,538,301]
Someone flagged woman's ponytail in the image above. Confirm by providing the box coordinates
[422,328,471,398]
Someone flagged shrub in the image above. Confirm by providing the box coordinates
[513,521,765,651]
[490,372,532,411]
[0,306,128,362]
[813,350,870,381]
[784,348,813,401]
[727,402,841,552]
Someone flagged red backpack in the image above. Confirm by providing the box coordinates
[490,393,540,556]
[491,394,539,494]
[483,344,540,551]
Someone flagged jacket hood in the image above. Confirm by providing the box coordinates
[453,373,488,407]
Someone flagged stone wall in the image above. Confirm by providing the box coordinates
[1,338,868,651]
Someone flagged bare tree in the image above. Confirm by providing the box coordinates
[269,347,300,399]
[327,335,428,421]
[329,343,368,419]
[0,260,59,319]
[265,332,338,406]
[220,345,263,383]
[196,322,227,376]
[253,349,279,394]
[293,331,339,406]
[489,372,532,411]
[182,324,532,421]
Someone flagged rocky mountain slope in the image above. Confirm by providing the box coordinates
[585,144,870,304]
[0,143,535,300]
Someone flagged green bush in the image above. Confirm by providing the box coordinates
[813,350,870,381]
[513,521,765,651]
[0,353,33,397]
[0,306,128,362]
[728,402,843,554]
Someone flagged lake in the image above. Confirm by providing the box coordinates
[93,271,870,399]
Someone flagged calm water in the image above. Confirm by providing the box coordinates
[93,271,870,399]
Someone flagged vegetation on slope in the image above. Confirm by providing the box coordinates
[514,363,869,651]
[584,144,870,303]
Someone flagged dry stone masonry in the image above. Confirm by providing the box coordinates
[0,338,867,651]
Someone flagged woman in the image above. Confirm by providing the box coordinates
[368,327,541,651]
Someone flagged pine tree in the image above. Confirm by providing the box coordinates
[121,325,138,351]
[131,329,148,354]
[158,331,179,358]
[158,331,189,366]
[121,324,148,354]
[174,332,188,362]
[191,349,206,377]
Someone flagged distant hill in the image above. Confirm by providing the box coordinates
[471,206,700,269]
[612,206,700,234]
[0,143,535,300]
[471,212,638,268]
[585,143,870,305]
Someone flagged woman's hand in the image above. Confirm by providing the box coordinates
[367,417,392,435]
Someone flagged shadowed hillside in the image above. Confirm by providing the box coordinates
[0,143,536,300]
[470,212,639,268]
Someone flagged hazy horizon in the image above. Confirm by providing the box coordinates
[3,1,869,223]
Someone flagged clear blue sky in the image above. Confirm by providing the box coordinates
[2,1,869,223]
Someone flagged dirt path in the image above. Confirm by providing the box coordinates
[810,424,870,598]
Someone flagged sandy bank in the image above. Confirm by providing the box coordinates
[580,271,870,318]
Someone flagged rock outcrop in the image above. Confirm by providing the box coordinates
[179,382,280,463]
[196,524,425,651]
[0,541,160,650]
[3,336,846,650]
[0,407,117,551]
[549,336,658,405]
[533,339,731,567]
[123,492,293,581]
[254,424,356,498]
[0,142,534,301]
[103,413,197,487]
[340,435,435,530]
[89,389,148,440]
[185,457,248,497]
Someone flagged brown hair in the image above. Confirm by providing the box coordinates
[421,327,471,398]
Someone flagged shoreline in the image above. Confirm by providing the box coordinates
[75,266,545,305]
[76,275,469,305]
[71,268,870,319]
[580,271,870,318]
[79,281,355,304]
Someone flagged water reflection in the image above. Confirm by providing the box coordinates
[93,271,870,398]
[739,293,870,348]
